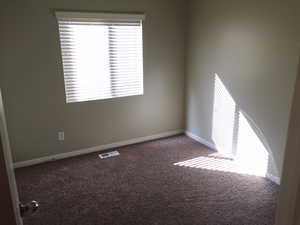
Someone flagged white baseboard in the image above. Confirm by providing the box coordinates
[14,129,183,169]
[185,130,281,185]
[185,131,216,150]
[266,173,280,185]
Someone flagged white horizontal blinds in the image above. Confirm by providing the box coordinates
[57,12,144,103]
[109,24,143,97]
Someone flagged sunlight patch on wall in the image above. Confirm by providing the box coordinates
[194,73,271,177]
[212,74,237,157]
[235,111,269,176]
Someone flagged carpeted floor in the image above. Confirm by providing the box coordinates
[15,135,279,225]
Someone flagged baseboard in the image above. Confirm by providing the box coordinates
[266,173,280,185]
[14,129,183,169]
[185,131,217,150]
[185,130,281,185]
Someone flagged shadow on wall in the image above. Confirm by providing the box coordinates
[180,74,278,178]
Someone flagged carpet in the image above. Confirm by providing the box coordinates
[15,135,279,225]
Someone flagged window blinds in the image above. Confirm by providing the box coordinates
[56,12,144,103]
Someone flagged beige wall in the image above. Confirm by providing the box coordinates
[186,0,300,178]
[0,0,186,162]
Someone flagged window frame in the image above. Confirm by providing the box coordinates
[55,11,145,103]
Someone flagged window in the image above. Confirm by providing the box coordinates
[56,12,144,103]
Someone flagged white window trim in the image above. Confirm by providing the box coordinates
[55,11,146,22]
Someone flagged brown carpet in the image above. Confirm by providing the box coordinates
[15,135,279,225]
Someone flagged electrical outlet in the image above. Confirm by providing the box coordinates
[58,131,64,141]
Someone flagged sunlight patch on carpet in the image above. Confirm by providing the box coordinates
[174,153,266,177]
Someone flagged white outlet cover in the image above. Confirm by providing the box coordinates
[58,132,64,141]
